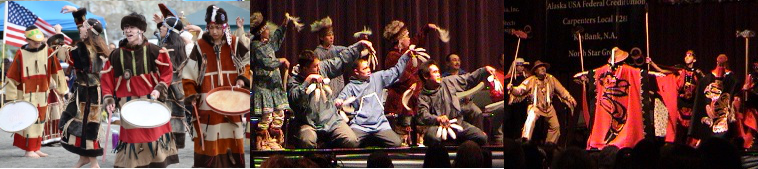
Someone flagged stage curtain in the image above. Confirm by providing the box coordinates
[252,0,504,72]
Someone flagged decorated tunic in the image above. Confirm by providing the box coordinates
[181,34,248,167]
[5,44,68,151]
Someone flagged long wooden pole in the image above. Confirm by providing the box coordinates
[746,38,750,101]
[508,38,521,86]
[579,34,585,71]
[646,11,651,70]
[2,1,8,107]
[578,32,590,128]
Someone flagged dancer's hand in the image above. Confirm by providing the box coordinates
[428,24,438,30]
[54,24,62,34]
[334,99,344,107]
[278,58,290,68]
[485,66,497,75]
[236,79,245,88]
[153,14,164,25]
[150,90,160,100]
[357,40,375,54]
[236,16,244,29]
[436,115,449,126]
[104,97,116,114]
[305,74,323,84]
[60,5,77,14]
[573,71,588,80]
[566,97,577,109]
[185,25,202,33]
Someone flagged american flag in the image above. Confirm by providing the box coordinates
[4,1,72,48]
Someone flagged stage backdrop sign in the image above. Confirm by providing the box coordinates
[545,0,646,72]
[505,0,539,67]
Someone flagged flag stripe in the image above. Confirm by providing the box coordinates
[4,1,72,48]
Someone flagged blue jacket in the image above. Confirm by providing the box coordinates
[338,52,410,133]
[287,42,365,132]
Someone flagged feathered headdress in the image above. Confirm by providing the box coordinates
[310,16,333,36]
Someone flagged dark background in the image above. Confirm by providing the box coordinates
[252,0,504,72]
[507,0,758,146]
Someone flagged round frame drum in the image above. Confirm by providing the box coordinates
[0,101,38,132]
[205,86,250,116]
[120,99,171,128]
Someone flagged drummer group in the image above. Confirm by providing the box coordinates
[3,4,250,168]
[252,13,505,150]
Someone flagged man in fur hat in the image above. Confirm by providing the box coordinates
[180,5,249,167]
[507,60,576,145]
[4,25,68,158]
[101,12,178,168]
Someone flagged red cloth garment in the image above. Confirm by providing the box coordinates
[100,41,174,143]
[384,26,432,116]
[587,64,645,149]
[741,108,758,148]
[656,74,679,142]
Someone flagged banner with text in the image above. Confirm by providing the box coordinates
[545,0,646,72]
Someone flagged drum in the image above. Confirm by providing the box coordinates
[0,101,39,132]
[205,86,250,115]
[120,99,171,128]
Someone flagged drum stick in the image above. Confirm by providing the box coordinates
[103,107,111,162]
[192,101,205,151]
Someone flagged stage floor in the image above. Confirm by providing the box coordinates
[252,146,504,168]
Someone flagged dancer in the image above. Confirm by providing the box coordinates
[507,60,576,145]
[59,6,110,167]
[4,25,68,158]
[383,21,447,146]
[689,54,740,146]
[416,60,497,146]
[505,58,530,140]
[181,5,249,167]
[251,11,294,150]
[335,47,414,148]
[101,13,178,168]
[155,4,189,149]
[574,47,661,149]
[287,40,374,149]
[311,16,349,100]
